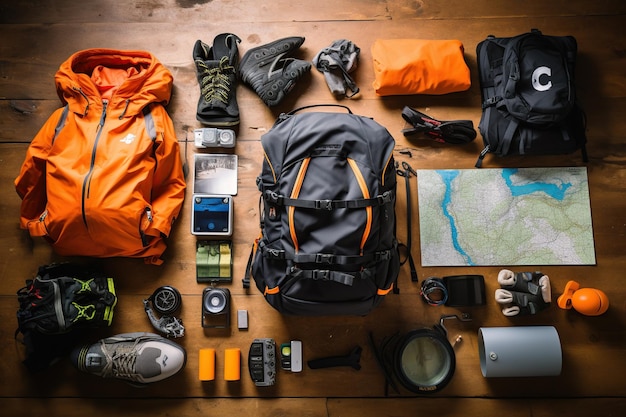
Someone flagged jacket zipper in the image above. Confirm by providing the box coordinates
[140,207,154,246]
[39,210,51,235]
[81,100,108,228]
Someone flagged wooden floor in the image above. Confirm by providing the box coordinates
[1,0,625,415]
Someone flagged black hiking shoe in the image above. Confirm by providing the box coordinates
[239,36,311,107]
[193,33,241,126]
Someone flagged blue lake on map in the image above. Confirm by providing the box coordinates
[436,168,574,265]
[501,168,572,200]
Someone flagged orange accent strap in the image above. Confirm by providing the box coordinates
[264,286,280,296]
[263,151,277,183]
[253,234,263,253]
[377,284,394,296]
[347,158,372,254]
[288,157,311,253]
[382,152,394,187]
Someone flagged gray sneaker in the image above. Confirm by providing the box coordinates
[71,332,186,386]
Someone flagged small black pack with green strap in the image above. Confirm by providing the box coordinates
[16,263,117,371]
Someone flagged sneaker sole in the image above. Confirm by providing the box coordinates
[196,113,240,127]
[252,61,312,107]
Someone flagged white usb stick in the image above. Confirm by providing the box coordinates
[237,310,248,330]
[290,340,302,372]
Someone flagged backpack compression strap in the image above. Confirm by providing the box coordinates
[288,265,376,287]
[263,190,394,210]
[257,241,393,265]
[401,106,476,145]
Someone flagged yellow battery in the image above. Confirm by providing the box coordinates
[198,348,215,381]
[224,348,241,381]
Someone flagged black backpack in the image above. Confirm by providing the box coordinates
[475,29,587,167]
[243,105,400,316]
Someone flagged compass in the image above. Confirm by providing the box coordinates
[150,286,182,316]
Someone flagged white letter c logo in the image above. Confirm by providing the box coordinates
[532,66,552,91]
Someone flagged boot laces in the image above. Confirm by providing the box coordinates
[197,56,234,104]
[72,302,96,322]
[100,339,140,379]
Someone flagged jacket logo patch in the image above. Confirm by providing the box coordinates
[120,133,136,144]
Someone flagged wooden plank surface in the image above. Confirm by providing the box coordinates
[2,0,626,24]
[1,0,625,416]
[0,397,624,417]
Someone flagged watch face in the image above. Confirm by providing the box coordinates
[397,332,455,391]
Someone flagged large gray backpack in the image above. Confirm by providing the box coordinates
[243,105,399,316]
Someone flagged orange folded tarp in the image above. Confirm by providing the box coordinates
[372,39,471,96]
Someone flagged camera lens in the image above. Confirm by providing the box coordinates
[394,329,455,393]
[219,130,233,144]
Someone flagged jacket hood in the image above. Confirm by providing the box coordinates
[55,48,173,117]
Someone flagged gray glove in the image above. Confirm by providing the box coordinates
[313,39,360,98]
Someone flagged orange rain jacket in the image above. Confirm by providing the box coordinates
[15,49,186,265]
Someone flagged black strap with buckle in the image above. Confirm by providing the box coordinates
[401,106,477,145]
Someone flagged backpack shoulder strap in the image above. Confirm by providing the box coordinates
[476,37,506,106]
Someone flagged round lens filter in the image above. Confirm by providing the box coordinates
[394,328,456,393]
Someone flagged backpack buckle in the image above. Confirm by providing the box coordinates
[315,253,335,264]
[312,270,331,281]
[482,96,500,109]
[376,250,391,261]
[266,248,285,259]
[377,191,393,205]
[265,191,282,205]
[315,199,334,210]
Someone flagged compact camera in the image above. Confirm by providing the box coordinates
[191,194,233,236]
[194,128,236,148]
[202,287,230,328]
